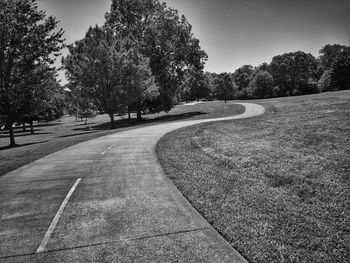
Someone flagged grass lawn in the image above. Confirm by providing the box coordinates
[156,90,350,263]
[0,101,244,177]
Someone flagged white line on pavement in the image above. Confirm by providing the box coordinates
[101,144,116,156]
[36,178,82,253]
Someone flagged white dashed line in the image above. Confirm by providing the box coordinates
[36,178,82,253]
[101,144,116,156]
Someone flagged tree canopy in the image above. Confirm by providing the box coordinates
[270,51,318,96]
[64,26,157,127]
[0,0,64,146]
[106,0,208,112]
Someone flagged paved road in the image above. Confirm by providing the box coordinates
[0,103,265,263]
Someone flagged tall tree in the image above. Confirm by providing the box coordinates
[318,70,332,92]
[106,0,208,112]
[64,26,157,126]
[182,69,210,102]
[64,26,127,129]
[249,71,274,98]
[270,51,318,96]
[329,47,350,91]
[0,0,64,146]
[214,73,236,103]
[233,65,254,98]
[65,85,97,125]
[122,47,158,121]
[318,44,348,72]
[19,65,59,134]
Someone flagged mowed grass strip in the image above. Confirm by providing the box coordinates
[156,90,350,263]
[0,101,244,177]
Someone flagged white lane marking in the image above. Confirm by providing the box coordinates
[101,144,116,156]
[36,178,81,253]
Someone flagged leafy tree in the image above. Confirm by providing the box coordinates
[65,85,98,124]
[214,73,236,103]
[122,47,158,121]
[64,26,128,129]
[19,65,60,133]
[64,26,157,126]
[318,44,348,72]
[106,0,207,112]
[45,81,66,121]
[0,0,64,146]
[233,65,254,98]
[317,70,332,92]
[204,72,218,100]
[329,47,350,91]
[249,71,274,98]
[235,65,254,77]
[270,51,317,96]
[181,69,210,102]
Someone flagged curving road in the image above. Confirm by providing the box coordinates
[0,103,265,263]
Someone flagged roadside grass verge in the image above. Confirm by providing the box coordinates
[156,90,350,263]
[0,101,244,177]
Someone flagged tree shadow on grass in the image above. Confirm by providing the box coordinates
[0,140,49,152]
[74,122,98,127]
[0,132,52,138]
[75,111,207,131]
[34,122,62,128]
[57,131,99,138]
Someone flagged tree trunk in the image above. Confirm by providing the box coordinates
[110,114,115,129]
[30,116,34,135]
[224,98,227,103]
[7,116,16,147]
[136,103,142,121]
[128,107,131,120]
[22,121,26,132]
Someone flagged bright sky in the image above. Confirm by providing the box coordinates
[38,0,350,85]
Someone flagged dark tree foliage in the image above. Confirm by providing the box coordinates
[270,51,318,96]
[0,0,64,146]
[106,0,207,112]
[214,73,237,103]
[329,47,350,91]
[19,66,62,133]
[206,44,349,101]
[205,71,218,100]
[318,44,348,72]
[64,26,157,127]
[181,69,210,102]
[64,26,126,128]
[249,71,274,98]
[65,85,98,125]
[318,70,332,92]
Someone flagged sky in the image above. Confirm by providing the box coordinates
[37,0,350,85]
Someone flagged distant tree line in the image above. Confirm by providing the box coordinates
[184,44,350,102]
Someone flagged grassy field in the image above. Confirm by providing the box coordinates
[156,90,350,263]
[0,101,244,177]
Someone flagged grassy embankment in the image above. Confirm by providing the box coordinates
[156,90,350,263]
[0,101,244,176]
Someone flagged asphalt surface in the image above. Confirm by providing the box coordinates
[0,103,265,263]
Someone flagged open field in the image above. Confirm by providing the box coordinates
[0,101,244,177]
[156,90,350,262]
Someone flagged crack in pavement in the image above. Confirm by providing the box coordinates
[0,227,211,259]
